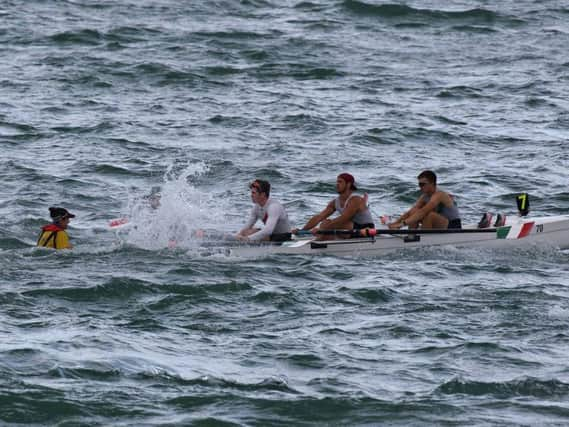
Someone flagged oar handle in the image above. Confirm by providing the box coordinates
[294,229,375,237]
[312,229,376,237]
[310,228,503,236]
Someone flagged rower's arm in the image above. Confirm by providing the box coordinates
[398,197,424,222]
[407,193,443,223]
[389,197,424,229]
[301,201,335,230]
[239,207,258,234]
[248,204,281,241]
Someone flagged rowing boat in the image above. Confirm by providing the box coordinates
[226,215,569,258]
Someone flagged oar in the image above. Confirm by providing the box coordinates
[297,228,496,236]
[109,218,129,228]
[300,224,537,240]
[296,227,527,239]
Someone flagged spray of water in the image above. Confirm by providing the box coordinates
[118,162,234,250]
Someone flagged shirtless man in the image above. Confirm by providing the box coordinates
[237,179,292,242]
[388,170,461,230]
[295,173,374,238]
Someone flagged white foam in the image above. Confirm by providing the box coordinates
[118,162,234,250]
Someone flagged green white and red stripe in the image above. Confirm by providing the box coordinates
[497,222,535,239]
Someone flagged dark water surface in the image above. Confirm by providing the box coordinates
[2,1,569,425]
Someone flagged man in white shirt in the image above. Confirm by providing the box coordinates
[236,179,292,242]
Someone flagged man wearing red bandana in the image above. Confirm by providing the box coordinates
[294,173,374,239]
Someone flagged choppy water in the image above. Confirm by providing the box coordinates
[2,1,569,425]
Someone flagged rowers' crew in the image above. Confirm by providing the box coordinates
[295,173,374,238]
[388,170,461,230]
[236,179,292,242]
[37,207,75,249]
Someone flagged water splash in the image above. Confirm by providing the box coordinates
[118,162,233,250]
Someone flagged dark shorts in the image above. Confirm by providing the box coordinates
[270,233,292,242]
[448,218,462,229]
[354,222,375,230]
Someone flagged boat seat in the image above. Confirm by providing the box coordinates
[494,213,506,227]
[477,212,493,228]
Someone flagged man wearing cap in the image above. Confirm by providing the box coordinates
[295,173,374,238]
[236,179,292,242]
[37,207,75,249]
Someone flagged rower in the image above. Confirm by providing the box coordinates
[388,170,461,230]
[294,173,375,239]
[236,179,292,242]
[37,207,75,249]
[144,186,162,210]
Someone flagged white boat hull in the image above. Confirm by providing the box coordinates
[228,215,569,258]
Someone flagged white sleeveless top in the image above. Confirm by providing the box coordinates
[334,194,374,226]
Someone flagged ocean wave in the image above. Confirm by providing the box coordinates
[415,341,517,356]
[68,73,113,88]
[106,25,164,43]
[21,277,159,301]
[47,364,121,381]
[344,286,398,303]
[45,25,164,47]
[147,373,297,394]
[0,119,37,135]
[253,63,344,80]
[317,326,359,336]
[0,125,43,144]
[0,379,151,423]
[130,62,207,86]
[240,48,270,61]
[204,65,243,77]
[49,28,103,46]
[0,347,43,359]
[207,114,257,126]
[450,24,499,33]
[436,86,485,99]
[359,128,397,146]
[280,353,327,369]
[50,121,114,134]
[342,1,524,25]
[192,30,272,40]
[525,97,560,109]
[19,278,255,304]
[437,376,569,398]
[169,394,442,425]
[2,161,54,183]
[393,21,427,28]
[105,137,163,152]
[294,1,330,12]
[0,383,85,424]
[252,290,302,308]
[0,236,31,250]
[93,163,148,177]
